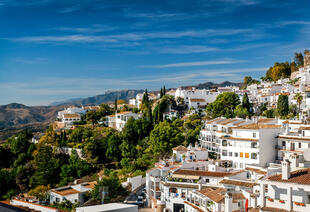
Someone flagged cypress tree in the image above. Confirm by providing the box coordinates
[277,95,289,116]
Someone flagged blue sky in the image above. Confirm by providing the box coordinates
[1,0,310,105]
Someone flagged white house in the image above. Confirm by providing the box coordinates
[57,107,86,120]
[50,181,96,205]
[76,203,138,212]
[174,87,219,107]
[115,111,140,131]
[260,160,310,211]
[61,113,81,126]
[220,119,282,169]
[172,144,208,162]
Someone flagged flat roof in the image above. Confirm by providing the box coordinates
[76,203,138,212]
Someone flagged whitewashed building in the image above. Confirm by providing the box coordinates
[50,181,96,205]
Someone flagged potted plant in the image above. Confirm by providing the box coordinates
[267,198,273,202]
[279,200,285,203]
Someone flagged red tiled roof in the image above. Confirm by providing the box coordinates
[267,167,310,185]
[172,145,188,152]
[221,136,259,142]
[197,188,226,203]
[63,114,80,118]
[278,136,310,141]
[245,167,267,175]
[173,169,240,178]
[51,188,80,196]
[190,98,206,102]
[219,179,258,188]
[184,201,204,212]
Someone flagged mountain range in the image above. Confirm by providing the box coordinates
[0,81,241,140]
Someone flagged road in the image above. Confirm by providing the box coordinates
[124,185,146,207]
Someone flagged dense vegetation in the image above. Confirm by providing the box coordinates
[0,92,202,209]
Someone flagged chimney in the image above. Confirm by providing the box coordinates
[285,124,289,135]
[198,183,202,190]
[281,159,291,180]
[224,193,233,212]
[289,154,299,171]
[195,142,199,149]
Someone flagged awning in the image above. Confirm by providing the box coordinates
[172,174,200,180]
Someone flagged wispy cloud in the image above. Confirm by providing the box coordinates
[57,4,81,13]
[278,20,310,27]
[13,35,118,43]
[54,24,118,34]
[140,59,242,68]
[158,45,218,54]
[12,28,254,44]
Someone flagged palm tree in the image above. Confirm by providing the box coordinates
[294,93,303,115]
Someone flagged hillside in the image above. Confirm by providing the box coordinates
[0,103,69,140]
[0,82,239,140]
[50,89,144,106]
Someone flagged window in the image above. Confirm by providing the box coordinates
[253,133,256,138]
[234,152,238,157]
[246,172,251,178]
[251,153,257,159]
[240,152,244,158]
[240,163,243,168]
[251,143,257,148]
[229,152,232,156]
[299,143,302,148]
[303,131,305,137]
[205,179,210,183]
[245,153,249,158]
[222,150,227,156]
[222,140,227,146]
[282,141,286,147]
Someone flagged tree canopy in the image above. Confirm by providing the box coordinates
[206,92,240,118]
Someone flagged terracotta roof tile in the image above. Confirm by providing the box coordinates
[172,145,188,152]
[245,167,267,175]
[197,188,226,203]
[221,136,259,142]
[220,179,258,188]
[190,98,206,102]
[278,136,310,141]
[267,167,310,185]
[51,188,80,196]
[63,114,80,118]
[234,123,281,129]
[173,169,239,178]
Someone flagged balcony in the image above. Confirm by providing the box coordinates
[275,145,285,150]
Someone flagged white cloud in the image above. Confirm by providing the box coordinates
[140,59,242,68]
[158,45,218,54]
[278,21,310,27]
[54,24,118,34]
[12,28,254,44]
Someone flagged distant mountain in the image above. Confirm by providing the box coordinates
[0,82,241,140]
[50,89,144,106]
[185,81,243,89]
[0,103,71,140]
